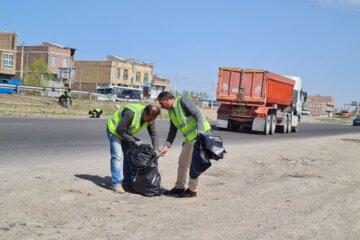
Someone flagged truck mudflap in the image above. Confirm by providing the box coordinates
[252,118,266,132]
[216,114,229,129]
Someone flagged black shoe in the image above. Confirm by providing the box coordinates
[164,187,185,196]
[178,189,197,198]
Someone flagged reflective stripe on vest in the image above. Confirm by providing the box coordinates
[169,96,211,142]
[107,104,148,139]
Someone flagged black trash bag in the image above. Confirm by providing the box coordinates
[128,144,161,197]
[190,137,212,179]
[190,133,226,179]
[200,133,226,160]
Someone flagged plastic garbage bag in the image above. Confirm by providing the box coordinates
[128,144,161,197]
[190,133,226,179]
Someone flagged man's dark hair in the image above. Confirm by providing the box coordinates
[144,104,161,117]
[157,91,175,101]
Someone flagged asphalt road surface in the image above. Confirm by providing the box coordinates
[1,117,360,166]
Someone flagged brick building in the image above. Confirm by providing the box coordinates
[15,42,76,87]
[0,32,17,78]
[150,74,170,98]
[303,94,335,117]
[74,55,157,93]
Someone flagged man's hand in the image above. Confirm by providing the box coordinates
[197,131,204,136]
[160,145,169,156]
[196,131,204,141]
[135,140,142,146]
[154,150,161,158]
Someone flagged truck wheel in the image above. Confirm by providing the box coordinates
[281,117,288,134]
[270,114,276,135]
[286,116,292,133]
[264,115,271,135]
[227,120,238,132]
[292,118,300,132]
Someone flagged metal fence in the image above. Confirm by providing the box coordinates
[0,83,147,103]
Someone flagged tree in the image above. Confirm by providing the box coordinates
[182,90,190,97]
[170,89,180,97]
[23,59,54,86]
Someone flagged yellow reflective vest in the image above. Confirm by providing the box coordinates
[107,104,149,139]
[169,96,211,142]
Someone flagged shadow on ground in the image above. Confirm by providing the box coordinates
[75,174,171,197]
[75,174,112,190]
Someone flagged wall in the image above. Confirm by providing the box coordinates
[304,94,335,116]
[0,32,17,77]
[74,57,155,92]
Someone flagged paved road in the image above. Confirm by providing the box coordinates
[1,117,360,166]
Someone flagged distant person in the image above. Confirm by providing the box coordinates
[89,108,103,118]
[157,91,211,198]
[107,103,161,193]
[64,84,71,99]
[59,84,72,107]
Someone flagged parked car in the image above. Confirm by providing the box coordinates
[0,79,23,94]
[353,116,360,126]
[301,110,311,115]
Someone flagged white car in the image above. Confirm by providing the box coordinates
[301,110,311,115]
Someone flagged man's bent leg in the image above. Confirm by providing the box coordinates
[175,141,196,189]
[107,130,124,187]
[121,140,132,186]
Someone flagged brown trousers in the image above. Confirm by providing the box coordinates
[174,140,199,192]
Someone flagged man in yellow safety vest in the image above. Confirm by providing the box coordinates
[157,91,211,198]
[107,103,161,193]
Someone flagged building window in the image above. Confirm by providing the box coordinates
[51,56,57,67]
[63,57,68,67]
[116,68,121,80]
[2,53,14,69]
[136,72,141,82]
[144,73,149,82]
[123,69,128,80]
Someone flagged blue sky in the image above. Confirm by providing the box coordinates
[2,0,360,108]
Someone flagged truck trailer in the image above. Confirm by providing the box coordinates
[216,68,307,135]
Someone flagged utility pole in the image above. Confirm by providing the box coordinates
[20,41,24,79]
[173,75,187,97]
[210,82,214,110]
[131,62,135,87]
[96,67,99,90]
[174,77,176,97]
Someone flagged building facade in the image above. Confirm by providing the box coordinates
[15,42,76,87]
[0,32,18,78]
[150,74,170,98]
[303,94,335,117]
[74,55,155,93]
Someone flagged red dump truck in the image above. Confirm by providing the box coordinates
[216,68,307,135]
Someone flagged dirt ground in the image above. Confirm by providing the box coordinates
[1,132,360,240]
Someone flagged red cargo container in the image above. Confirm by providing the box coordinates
[216,68,300,135]
[217,68,295,106]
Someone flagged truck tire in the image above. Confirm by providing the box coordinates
[227,120,238,132]
[270,114,276,135]
[286,116,292,133]
[292,118,300,132]
[281,116,288,134]
[264,115,271,135]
